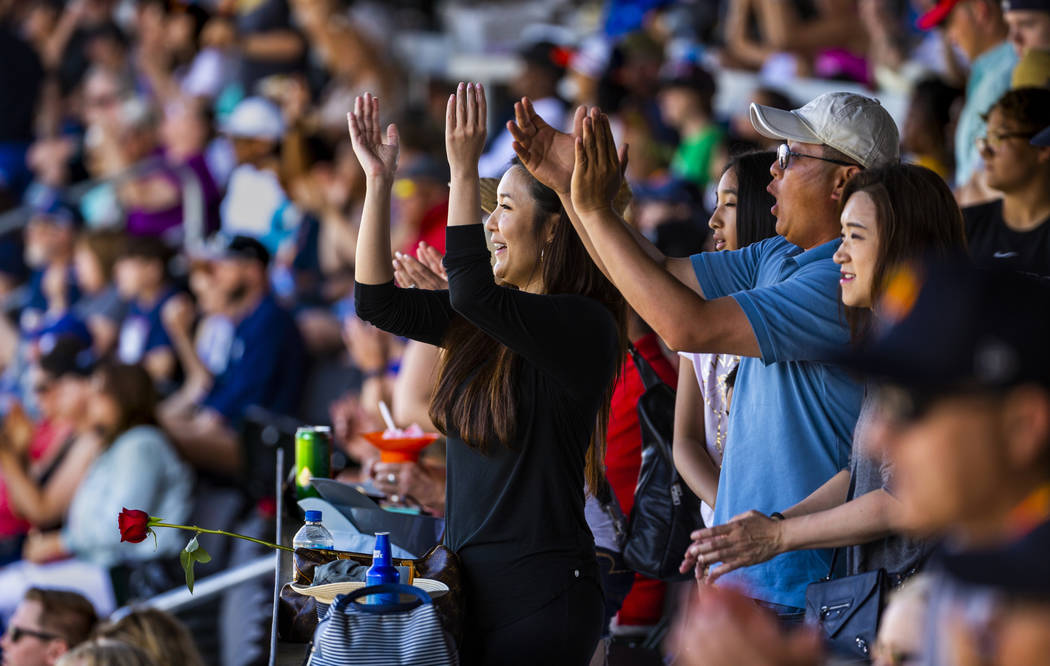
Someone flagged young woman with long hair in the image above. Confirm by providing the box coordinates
[682,164,967,584]
[672,150,779,533]
[350,85,625,664]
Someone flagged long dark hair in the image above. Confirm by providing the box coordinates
[838,164,967,341]
[428,165,627,491]
[95,362,158,444]
[724,150,778,248]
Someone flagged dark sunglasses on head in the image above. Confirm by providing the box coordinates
[777,143,859,170]
[6,625,60,643]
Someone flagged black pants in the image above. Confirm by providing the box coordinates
[461,576,604,666]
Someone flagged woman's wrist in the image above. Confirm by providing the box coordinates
[449,166,479,182]
[364,174,394,191]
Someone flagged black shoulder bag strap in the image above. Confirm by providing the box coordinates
[821,470,858,581]
[627,342,665,392]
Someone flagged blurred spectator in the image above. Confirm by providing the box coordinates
[0,3,44,203]
[918,0,1017,194]
[727,87,793,152]
[901,76,963,182]
[842,260,1050,665]
[0,587,97,666]
[964,87,1050,276]
[232,0,306,93]
[478,41,569,178]
[657,62,724,191]
[1011,46,1050,86]
[158,235,304,476]
[288,0,402,139]
[94,608,204,666]
[0,337,105,567]
[0,362,194,620]
[392,156,450,257]
[630,178,708,257]
[158,259,234,414]
[116,97,220,245]
[55,638,156,666]
[19,194,80,335]
[1005,0,1050,55]
[71,230,125,357]
[113,237,176,385]
[722,0,869,82]
[219,97,303,257]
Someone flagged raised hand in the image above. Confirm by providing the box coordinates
[393,244,447,290]
[347,93,400,182]
[508,99,583,194]
[571,108,628,216]
[445,82,487,177]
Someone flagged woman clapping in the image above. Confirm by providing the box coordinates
[350,85,624,664]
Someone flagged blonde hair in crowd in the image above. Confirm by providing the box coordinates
[94,608,205,666]
[55,638,156,666]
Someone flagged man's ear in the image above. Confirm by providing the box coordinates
[45,639,70,666]
[1036,146,1050,167]
[829,166,862,202]
[1002,385,1050,471]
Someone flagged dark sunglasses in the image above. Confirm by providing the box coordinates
[777,143,859,170]
[6,625,60,643]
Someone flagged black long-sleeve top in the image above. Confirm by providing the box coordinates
[354,224,619,630]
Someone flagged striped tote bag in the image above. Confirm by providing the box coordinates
[307,584,458,666]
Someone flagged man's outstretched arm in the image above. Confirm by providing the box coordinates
[571,111,760,357]
[508,99,702,293]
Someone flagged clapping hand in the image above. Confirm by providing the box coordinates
[508,99,585,194]
[445,82,487,177]
[394,242,447,290]
[571,108,629,216]
[347,93,400,182]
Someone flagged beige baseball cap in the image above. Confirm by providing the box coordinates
[750,92,900,169]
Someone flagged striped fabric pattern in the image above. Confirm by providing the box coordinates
[307,587,458,666]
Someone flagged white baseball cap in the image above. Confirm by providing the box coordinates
[750,92,900,169]
[222,96,284,141]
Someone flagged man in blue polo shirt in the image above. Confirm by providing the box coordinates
[159,235,304,476]
[515,92,898,616]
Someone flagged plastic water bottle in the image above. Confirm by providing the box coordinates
[292,510,334,550]
[365,532,399,604]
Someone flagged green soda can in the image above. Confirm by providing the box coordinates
[295,426,332,500]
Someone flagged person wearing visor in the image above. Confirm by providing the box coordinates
[512,91,897,617]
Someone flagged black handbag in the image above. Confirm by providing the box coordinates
[803,474,885,659]
[621,343,704,582]
[803,548,886,660]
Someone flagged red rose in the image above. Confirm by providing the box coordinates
[118,508,151,543]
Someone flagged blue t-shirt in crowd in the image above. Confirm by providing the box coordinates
[117,289,175,364]
[202,293,305,423]
[692,235,863,609]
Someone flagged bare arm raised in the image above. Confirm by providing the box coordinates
[507,99,700,290]
[571,110,760,357]
[349,93,400,286]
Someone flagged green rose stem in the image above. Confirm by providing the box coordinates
[150,522,295,552]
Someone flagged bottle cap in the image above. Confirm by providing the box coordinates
[304,510,322,522]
